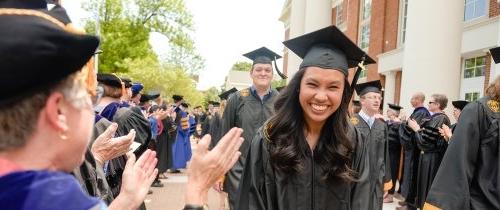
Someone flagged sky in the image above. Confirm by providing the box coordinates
[63,0,287,91]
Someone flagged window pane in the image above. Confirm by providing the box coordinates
[464,2,474,20]
[465,59,475,68]
[475,66,485,77]
[465,93,471,101]
[475,0,487,18]
[464,68,474,78]
[476,56,485,66]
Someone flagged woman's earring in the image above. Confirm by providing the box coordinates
[59,132,68,140]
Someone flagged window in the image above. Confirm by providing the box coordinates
[400,0,409,44]
[336,2,345,28]
[464,0,487,21]
[465,92,480,101]
[358,0,371,50]
[464,56,486,78]
[359,68,367,78]
[360,25,370,49]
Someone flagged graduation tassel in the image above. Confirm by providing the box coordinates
[349,55,366,98]
[273,56,287,80]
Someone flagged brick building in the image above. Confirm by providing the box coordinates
[279,0,500,112]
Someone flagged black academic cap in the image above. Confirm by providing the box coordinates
[0,7,99,106]
[283,25,375,76]
[0,0,47,9]
[352,100,361,106]
[121,77,132,88]
[97,73,123,88]
[243,47,287,79]
[355,80,382,96]
[490,47,500,64]
[219,87,238,100]
[451,100,469,111]
[139,94,151,103]
[172,94,184,102]
[46,4,71,25]
[212,101,221,107]
[180,102,189,108]
[148,91,160,100]
[388,103,403,111]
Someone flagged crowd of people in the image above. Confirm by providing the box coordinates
[0,1,499,210]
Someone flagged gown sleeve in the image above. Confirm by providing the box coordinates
[350,126,371,210]
[423,103,482,210]
[238,134,269,210]
[383,124,393,191]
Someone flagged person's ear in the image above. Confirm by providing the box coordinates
[43,92,70,136]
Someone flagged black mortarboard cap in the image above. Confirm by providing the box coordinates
[452,100,469,111]
[243,47,287,79]
[355,80,382,96]
[388,103,403,111]
[139,94,150,103]
[212,101,220,107]
[172,95,183,102]
[0,0,47,10]
[490,47,500,64]
[148,91,160,100]
[352,100,361,106]
[219,87,238,100]
[180,102,189,108]
[0,6,99,106]
[283,25,375,76]
[121,77,132,88]
[97,73,123,88]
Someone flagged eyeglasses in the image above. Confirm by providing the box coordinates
[429,101,436,104]
[362,96,383,100]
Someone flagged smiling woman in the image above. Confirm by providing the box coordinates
[237,25,376,210]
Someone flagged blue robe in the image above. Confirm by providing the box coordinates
[0,170,105,210]
[172,111,192,169]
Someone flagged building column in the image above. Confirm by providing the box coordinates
[399,0,464,111]
[382,71,396,111]
[287,0,306,81]
[304,0,332,33]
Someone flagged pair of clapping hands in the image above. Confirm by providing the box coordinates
[407,119,452,142]
[93,122,243,208]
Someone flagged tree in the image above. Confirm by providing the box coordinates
[231,61,252,72]
[84,0,203,73]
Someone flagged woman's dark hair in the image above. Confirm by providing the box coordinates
[266,68,356,182]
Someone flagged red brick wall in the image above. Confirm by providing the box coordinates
[490,0,499,17]
[484,55,492,91]
[395,70,402,104]
[383,0,399,52]
[346,0,361,42]
[367,0,386,80]
[332,7,337,25]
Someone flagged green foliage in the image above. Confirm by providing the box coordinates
[84,0,204,73]
[201,87,221,107]
[271,79,287,88]
[231,61,252,72]
[118,57,204,106]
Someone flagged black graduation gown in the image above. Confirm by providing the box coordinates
[221,88,278,209]
[387,120,402,194]
[73,117,114,205]
[157,117,174,174]
[351,114,392,210]
[201,113,212,136]
[424,97,500,210]
[208,112,223,149]
[398,107,430,203]
[414,113,450,208]
[237,126,371,210]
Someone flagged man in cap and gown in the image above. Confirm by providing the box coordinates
[218,47,286,209]
[172,102,193,169]
[385,103,404,203]
[406,94,450,209]
[351,80,392,210]
[208,88,238,149]
[398,92,431,210]
[438,100,469,141]
[237,25,374,210]
[423,47,500,210]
